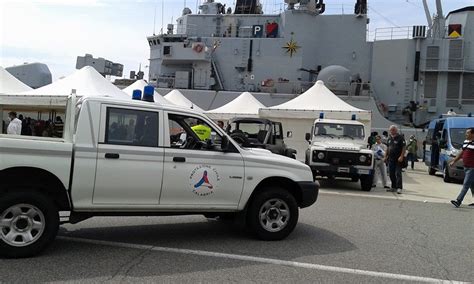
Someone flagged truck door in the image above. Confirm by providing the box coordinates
[439,128,449,170]
[160,113,244,208]
[424,128,434,166]
[93,105,164,205]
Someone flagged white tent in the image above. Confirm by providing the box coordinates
[204,92,266,120]
[123,80,173,105]
[259,80,371,120]
[0,66,32,93]
[259,80,372,160]
[164,89,204,112]
[0,66,128,106]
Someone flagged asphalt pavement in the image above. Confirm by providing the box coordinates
[0,162,472,283]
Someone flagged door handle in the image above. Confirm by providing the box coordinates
[105,153,120,159]
[173,157,186,163]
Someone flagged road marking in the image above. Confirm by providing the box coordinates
[319,190,447,204]
[59,236,467,283]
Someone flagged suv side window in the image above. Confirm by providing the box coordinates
[105,107,159,147]
[168,114,223,151]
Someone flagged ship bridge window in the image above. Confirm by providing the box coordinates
[148,40,153,46]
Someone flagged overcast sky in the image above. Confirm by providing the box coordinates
[1,0,472,81]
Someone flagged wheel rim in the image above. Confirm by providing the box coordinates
[259,198,290,233]
[0,204,46,247]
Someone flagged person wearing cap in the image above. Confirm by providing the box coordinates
[7,111,22,135]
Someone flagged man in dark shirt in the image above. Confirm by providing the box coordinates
[449,127,474,207]
[384,125,406,194]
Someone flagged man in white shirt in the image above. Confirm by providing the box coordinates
[7,111,22,135]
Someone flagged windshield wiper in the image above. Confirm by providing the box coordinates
[339,134,354,140]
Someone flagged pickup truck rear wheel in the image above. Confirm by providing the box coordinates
[247,187,298,241]
[0,192,59,258]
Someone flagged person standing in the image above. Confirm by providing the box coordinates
[406,135,418,170]
[450,127,474,207]
[372,135,389,189]
[384,125,406,194]
[7,111,22,135]
[217,120,225,129]
[381,131,389,145]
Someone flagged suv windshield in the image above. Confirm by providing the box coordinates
[228,121,270,144]
[449,128,466,149]
[314,123,365,140]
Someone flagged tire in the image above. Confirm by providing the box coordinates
[360,175,373,191]
[428,167,436,175]
[247,187,298,241]
[443,165,452,183]
[0,192,59,258]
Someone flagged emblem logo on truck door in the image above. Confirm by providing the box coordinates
[189,165,220,196]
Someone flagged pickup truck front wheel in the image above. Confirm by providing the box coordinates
[0,192,59,258]
[247,187,298,241]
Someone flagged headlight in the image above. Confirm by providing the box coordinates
[317,152,325,160]
[359,155,367,163]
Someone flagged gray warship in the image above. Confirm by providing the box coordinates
[146,0,474,127]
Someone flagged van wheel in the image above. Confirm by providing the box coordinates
[360,175,373,191]
[0,192,59,258]
[443,165,452,183]
[428,167,436,175]
[247,187,298,241]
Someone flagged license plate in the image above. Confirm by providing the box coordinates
[338,167,350,173]
[358,169,370,175]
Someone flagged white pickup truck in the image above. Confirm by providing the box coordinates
[0,95,318,258]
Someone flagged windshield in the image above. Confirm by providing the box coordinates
[449,128,466,149]
[227,121,271,145]
[314,123,365,140]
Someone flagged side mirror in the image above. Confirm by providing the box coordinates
[287,131,293,138]
[305,133,311,142]
[221,135,230,152]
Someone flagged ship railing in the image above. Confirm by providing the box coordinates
[373,26,413,41]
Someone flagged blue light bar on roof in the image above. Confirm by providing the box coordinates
[142,85,155,102]
[132,89,142,100]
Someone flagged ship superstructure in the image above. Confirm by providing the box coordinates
[147,0,474,125]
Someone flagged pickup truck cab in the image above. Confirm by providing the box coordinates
[0,95,318,258]
[305,118,374,191]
